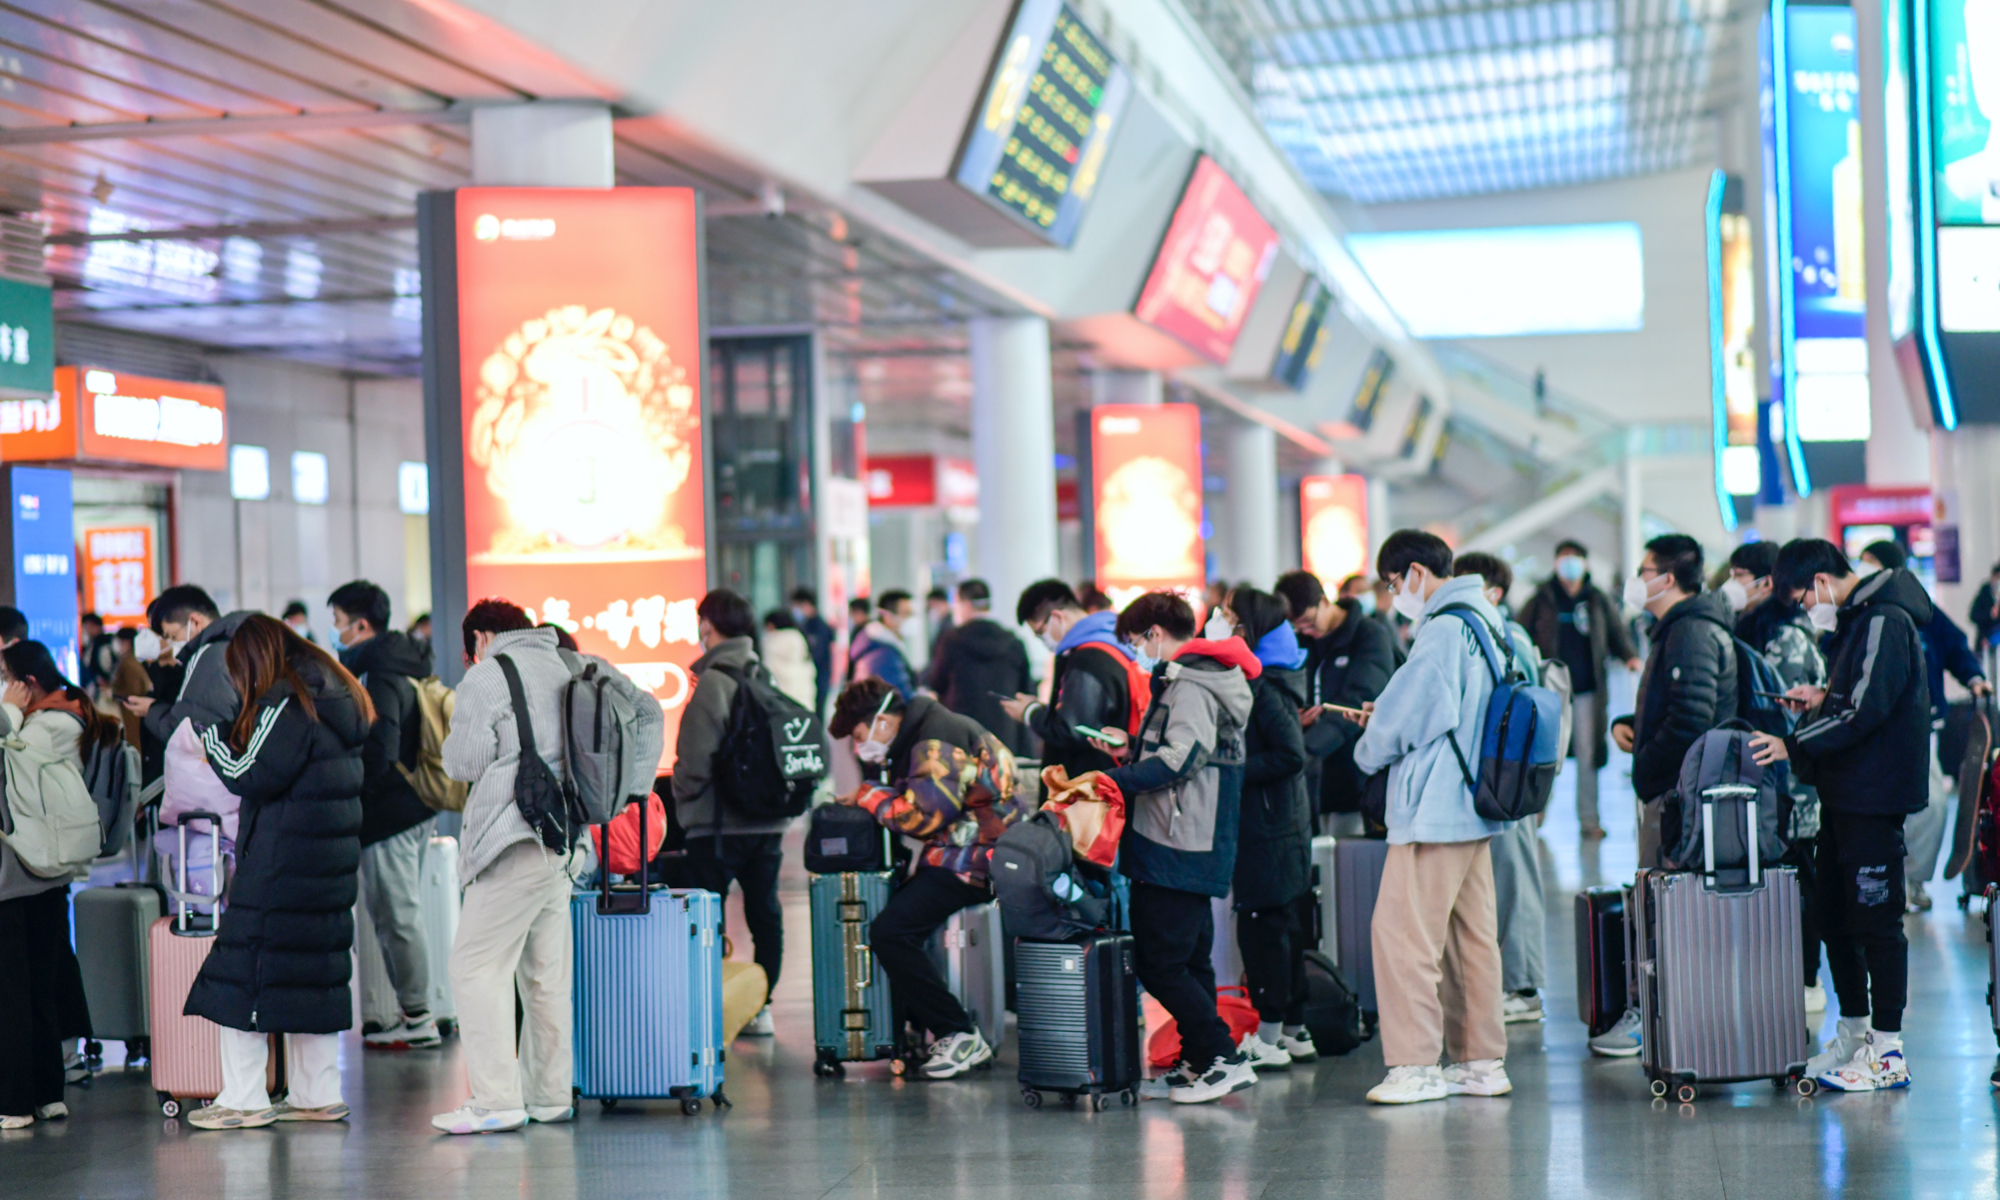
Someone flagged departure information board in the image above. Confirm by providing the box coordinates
[953,0,1132,247]
[1270,277,1335,391]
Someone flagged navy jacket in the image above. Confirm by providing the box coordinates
[1917,604,1985,727]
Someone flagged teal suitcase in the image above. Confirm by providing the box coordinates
[809,870,899,1075]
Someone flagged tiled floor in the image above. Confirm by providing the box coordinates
[12,750,2000,1199]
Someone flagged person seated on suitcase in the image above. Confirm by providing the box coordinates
[666,587,793,1039]
[827,678,1024,1079]
[1600,534,1737,1057]
[1342,531,1510,1105]
[178,616,372,1131]
[1002,579,1143,781]
[0,640,124,1127]
[1751,538,1932,1093]
[1274,569,1398,839]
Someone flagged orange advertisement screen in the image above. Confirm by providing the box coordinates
[1132,157,1281,364]
[67,365,228,470]
[82,526,155,623]
[1091,403,1205,609]
[454,187,705,769]
[1299,474,1369,587]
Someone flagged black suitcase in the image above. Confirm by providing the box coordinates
[1575,886,1628,1038]
[1015,934,1140,1110]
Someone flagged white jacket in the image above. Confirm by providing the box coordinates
[762,627,817,710]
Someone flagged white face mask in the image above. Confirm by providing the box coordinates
[1203,610,1234,641]
[1720,577,1750,612]
[1038,630,1062,653]
[1391,571,1427,621]
[1355,592,1377,618]
[1808,578,1840,632]
[853,694,894,764]
[134,628,163,661]
[1853,560,1882,579]
[1623,572,1663,610]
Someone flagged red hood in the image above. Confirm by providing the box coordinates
[1174,637,1263,680]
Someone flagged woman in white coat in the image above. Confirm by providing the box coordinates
[761,610,819,711]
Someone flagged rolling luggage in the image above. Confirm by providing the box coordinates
[571,802,727,1113]
[419,834,461,1032]
[1330,838,1387,1017]
[809,866,899,1075]
[1310,836,1338,953]
[1987,885,1999,1042]
[1015,933,1140,1109]
[925,899,1007,1051]
[1574,886,1629,1038]
[74,882,159,1065]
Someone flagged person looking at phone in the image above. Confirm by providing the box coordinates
[1274,570,1397,833]
[923,579,1034,754]
[1003,580,1145,778]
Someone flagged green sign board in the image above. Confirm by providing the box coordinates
[0,277,53,396]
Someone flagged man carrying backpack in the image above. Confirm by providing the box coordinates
[1274,569,1398,830]
[1002,579,1144,778]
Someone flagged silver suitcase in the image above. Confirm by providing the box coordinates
[1326,837,1388,1014]
[927,900,1007,1050]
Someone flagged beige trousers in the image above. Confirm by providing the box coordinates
[450,840,574,1111]
[1370,839,1506,1067]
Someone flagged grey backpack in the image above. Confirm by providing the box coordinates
[1666,720,1787,887]
[559,652,665,826]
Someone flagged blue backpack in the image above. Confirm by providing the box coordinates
[1436,606,1566,823]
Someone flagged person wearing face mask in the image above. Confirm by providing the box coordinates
[787,588,836,716]
[848,590,917,701]
[923,579,1034,753]
[1748,538,1931,1092]
[826,677,1022,1080]
[326,579,441,1050]
[1519,539,1644,840]
[1274,570,1398,830]
[1002,580,1144,778]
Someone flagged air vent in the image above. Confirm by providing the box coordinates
[0,216,48,287]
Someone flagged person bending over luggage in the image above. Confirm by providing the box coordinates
[1274,569,1398,836]
[0,640,122,1128]
[668,588,792,1040]
[827,679,1023,1079]
[1215,586,1318,1070]
[1751,539,1931,1093]
[1002,579,1144,779]
[1346,531,1510,1105]
[178,616,372,1131]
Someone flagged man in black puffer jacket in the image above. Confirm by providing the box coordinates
[1274,570,1397,829]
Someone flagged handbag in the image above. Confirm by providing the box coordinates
[495,655,580,852]
[1037,765,1126,868]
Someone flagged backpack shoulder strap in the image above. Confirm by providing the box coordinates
[493,654,540,759]
[1434,604,1509,685]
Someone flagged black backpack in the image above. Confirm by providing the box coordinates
[496,654,580,852]
[990,811,1108,940]
[709,663,826,822]
[1301,949,1366,1057]
[1731,635,1792,738]
[801,803,891,874]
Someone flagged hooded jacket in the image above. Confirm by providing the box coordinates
[142,610,257,746]
[1736,598,1827,837]
[1616,589,1739,802]
[1917,603,1985,726]
[1026,610,1138,778]
[1353,576,1511,846]
[1298,598,1399,814]
[1518,575,1638,767]
[184,660,369,1034]
[339,629,435,847]
[671,636,795,838]
[1107,638,1257,897]
[442,627,572,883]
[1234,647,1312,911]
[848,620,916,700]
[761,626,818,710]
[1787,568,1933,817]
[851,695,1023,885]
[924,615,1035,753]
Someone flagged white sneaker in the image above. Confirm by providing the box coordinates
[1167,1053,1257,1103]
[1818,1032,1910,1092]
[744,1006,775,1037]
[366,1015,442,1050]
[1804,984,1827,1015]
[526,1105,574,1123]
[1442,1058,1513,1096]
[0,1115,32,1130]
[920,1030,993,1079]
[431,1106,528,1134]
[35,1102,66,1120]
[1141,1061,1196,1099]
[1366,1064,1448,1104]
[1237,1032,1293,1070]
[1807,1017,1870,1077]
[1502,992,1545,1024]
[62,1053,90,1084]
[1907,882,1932,913]
[1275,1031,1318,1062]
[1587,1008,1643,1057]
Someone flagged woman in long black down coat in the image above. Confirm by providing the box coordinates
[183,614,372,1130]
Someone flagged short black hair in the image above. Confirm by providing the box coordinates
[1228,585,1290,648]
[147,585,219,633]
[327,580,391,633]
[926,586,948,603]
[1273,570,1326,618]
[462,598,533,662]
[1114,591,1197,642]
[1377,530,1453,582]
[1554,539,1589,559]
[848,597,872,615]
[696,588,757,640]
[877,589,913,614]
[80,612,102,628]
[282,600,310,621]
[1077,582,1112,612]
[763,608,799,632]
[789,587,820,608]
[1773,538,1851,596]
[1728,542,1780,578]
[1017,578,1081,625]
[409,612,431,632]
[1452,551,1513,597]
[114,626,138,645]
[1862,540,1907,571]
[956,578,991,610]
[1337,574,1368,597]
[828,677,907,740]
[1644,534,1705,594]
[0,606,27,644]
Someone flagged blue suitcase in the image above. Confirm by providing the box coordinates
[809,869,900,1075]
[571,804,728,1113]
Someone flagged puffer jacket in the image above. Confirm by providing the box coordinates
[339,630,435,847]
[1787,568,1933,817]
[1025,611,1139,778]
[442,627,572,884]
[142,610,257,746]
[924,616,1035,752]
[1299,598,1398,814]
[1107,639,1258,898]
[1518,576,1638,767]
[672,637,793,838]
[1234,660,1311,910]
[184,660,368,1034]
[848,621,916,699]
[1616,590,1739,802]
[851,695,1022,885]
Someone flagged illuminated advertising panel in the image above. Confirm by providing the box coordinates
[1090,403,1204,609]
[10,468,76,680]
[1299,475,1368,586]
[862,455,980,509]
[82,526,155,625]
[953,0,1131,247]
[442,187,702,769]
[1133,157,1281,364]
[1708,172,1758,527]
[2,366,228,469]
[1887,0,1919,340]
[1270,277,1334,391]
[1931,0,2000,224]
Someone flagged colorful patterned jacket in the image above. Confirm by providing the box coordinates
[852,695,1023,886]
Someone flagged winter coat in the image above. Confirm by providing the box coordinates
[1972,582,2000,649]
[339,630,435,847]
[670,637,794,838]
[1615,590,1739,802]
[183,661,368,1034]
[848,621,916,700]
[442,627,572,884]
[1234,662,1311,910]
[0,697,95,903]
[1025,611,1138,777]
[852,695,1023,886]
[1519,576,1638,767]
[142,611,257,747]
[1917,603,1985,726]
[761,627,817,711]
[1353,576,1510,846]
[1298,599,1399,814]
[924,616,1035,753]
[798,613,836,712]
[1787,569,1933,818]
[1736,599,1828,837]
[1108,639,1257,898]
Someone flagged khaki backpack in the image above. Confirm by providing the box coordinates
[399,676,469,813]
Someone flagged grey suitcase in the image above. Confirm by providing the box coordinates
[74,883,160,1063]
[1330,838,1388,1016]
[926,899,1007,1050]
[809,870,899,1075]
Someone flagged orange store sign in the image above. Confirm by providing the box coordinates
[82,526,155,623]
[1091,403,1205,611]
[0,366,227,469]
[1299,474,1369,588]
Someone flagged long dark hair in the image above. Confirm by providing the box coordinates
[1,639,121,751]
[223,615,374,752]
[1226,585,1291,650]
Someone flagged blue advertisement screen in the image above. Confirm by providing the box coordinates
[12,467,77,681]
[1786,5,1867,345]
[1931,0,2000,223]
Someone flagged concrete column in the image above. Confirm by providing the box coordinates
[1621,437,1644,584]
[1224,422,1280,589]
[970,316,1058,618]
[1366,476,1391,570]
[470,102,614,187]
[1090,369,1162,407]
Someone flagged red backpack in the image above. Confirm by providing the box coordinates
[1074,643,1152,740]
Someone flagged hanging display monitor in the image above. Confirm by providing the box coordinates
[1708,171,1759,529]
[420,187,703,768]
[1269,277,1335,391]
[1133,156,1282,364]
[1089,403,1204,610]
[951,0,1132,247]
[1299,475,1369,586]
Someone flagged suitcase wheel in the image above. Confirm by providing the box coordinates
[1121,1089,1136,1106]
[157,1092,179,1119]
[1648,1078,1669,1100]
[813,1051,845,1078]
[680,1098,702,1116]
[599,1098,618,1111]
[1794,1077,1818,1097]
[84,1040,103,1067]
[1021,1089,1042,1109]
[1675,1084,1698,1104]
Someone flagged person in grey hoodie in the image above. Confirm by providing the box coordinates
[1350,531,1510,1106]
[666,588,790,1037]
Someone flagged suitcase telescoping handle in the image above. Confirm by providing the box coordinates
[174,810,225,936]
[597,794,652,917]
[1700,786,1760,887]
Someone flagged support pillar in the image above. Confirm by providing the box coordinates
[470,102,614,187]
[1621,437,1644,585]
[1224,422,1279,589]
[970,316,1059,618]
[1366,476,1391,570]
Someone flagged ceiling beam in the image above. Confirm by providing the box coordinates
[45,217,417,245]
[0,109,469,147]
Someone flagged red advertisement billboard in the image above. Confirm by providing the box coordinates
[3,366,228,469]
[82,525,155,624]
[452,187,704,769]
[1132,156,1281,364]
[1299,474,1370,587]
[1090,403,1205,609]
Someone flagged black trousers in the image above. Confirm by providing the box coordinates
[1815,811,1909,1032]
[1131,881,1234,1068]
[0,886,88,1117]
[869,867,988,1039]
[1237,894,1312,1026]
[659,834,786,999]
